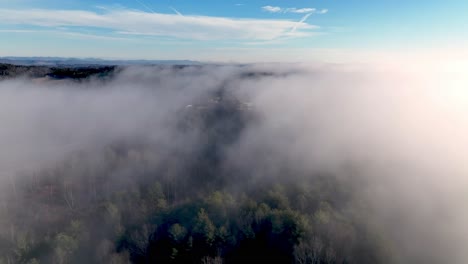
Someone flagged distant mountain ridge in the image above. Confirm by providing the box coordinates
[0,57,201,66]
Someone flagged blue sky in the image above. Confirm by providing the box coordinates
[0,0,467,62]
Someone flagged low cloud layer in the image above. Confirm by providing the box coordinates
[0,63,467,263]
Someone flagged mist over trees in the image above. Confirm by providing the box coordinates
[0,64,467,263]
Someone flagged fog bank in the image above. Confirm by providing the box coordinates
[0,63,467,263]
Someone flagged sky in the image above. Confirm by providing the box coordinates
[0,0,467,63]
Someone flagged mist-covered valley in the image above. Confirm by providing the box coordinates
[0,63,467,264]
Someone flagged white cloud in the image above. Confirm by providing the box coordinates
[318,9,329,14]
[262,6,328,14]
[285,8,316,14]
[262,5,282,13]
[0,8,319,41]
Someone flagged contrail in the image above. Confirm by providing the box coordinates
[169,6,183,16]
[290,13,312,33]
[134,0,156,13]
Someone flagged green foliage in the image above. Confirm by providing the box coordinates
[265,185,290,210]
[53,233,78,264]
[168,224,187,243]
[147,182,167,210]
[26,259,40,264]
[193,208,216,246]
